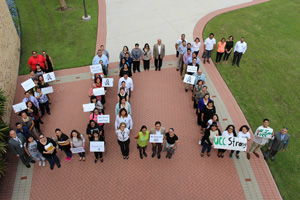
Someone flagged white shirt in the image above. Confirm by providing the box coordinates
[158,45,161,55]
[207,120,219,129]
[253,125,272,145]
[234,41,247,54]
[115,115,133,130]
[191,42,201,52]
[222,130,234,138]
[118,77,133,94]
[177,39,188,46]
[116,128,130,141]
[155,128,161,135]
[237,131,251,140]
[204,38,216,50]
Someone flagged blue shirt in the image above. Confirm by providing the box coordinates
[22,95,40,108]
[16,126,30,138]
[187,57,200,65]
[281,133,285,141]
[178,44,187,55]
[193,72,206,85]
[92,55,109,66]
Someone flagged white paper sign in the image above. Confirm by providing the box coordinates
[90,64,103,74]
[183,74,196,85]
[83,103,95,112]
[43,72,56,83]
[102,78,113,87]
[150,135,164,143]
[256,127,273,139]
[71,147,85,154]
[93,88,105,96]
[12,102,27,113]
[187,66,197,73]
[21,79,35,91]
[41,86,53,94]
[90,141,105,152]
[213,136,247,151]
[97,115,110,123]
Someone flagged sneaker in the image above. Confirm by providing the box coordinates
[65,157,69,161]
[39,161,42,166]
[42,161,46,166]
[230,154,233,159]
[67,157,72,162]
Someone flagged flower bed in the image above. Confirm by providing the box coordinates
[6,0,20,36]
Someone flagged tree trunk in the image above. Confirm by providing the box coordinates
[59,0,68,11]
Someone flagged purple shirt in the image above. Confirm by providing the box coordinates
[22,95,40,108]
[183,52,192,65]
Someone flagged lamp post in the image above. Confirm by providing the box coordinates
[82,0,91,21]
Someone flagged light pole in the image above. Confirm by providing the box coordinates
[82,0,91,21]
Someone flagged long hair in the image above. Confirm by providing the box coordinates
[118,108,128,117]
[70,129,82,140]
[119,97,126,109]
[225,124,237,137]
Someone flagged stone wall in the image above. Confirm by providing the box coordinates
[0,0,20,124]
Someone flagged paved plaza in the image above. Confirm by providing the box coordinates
[0,0,282,199]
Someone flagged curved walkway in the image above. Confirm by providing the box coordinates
[5,0,281,200]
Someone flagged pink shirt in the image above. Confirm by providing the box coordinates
[89,113,103,126]
[217,42,226,53]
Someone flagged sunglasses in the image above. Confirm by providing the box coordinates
[39,136,44,139]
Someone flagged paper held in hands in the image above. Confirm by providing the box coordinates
[90,141,105,152]
[97,115,110,123]
[12,102,27,113]
[83,103,95,112]
[256,127,273,139]
[41,86,53,94]
[93,88,105,96]
[213,136,247,151]
[150,135,164,143]
[71,147,85,154]
[43,72,56,83]
[102,78,113,87]
[45,143,55,151]
[187,66,197,73]
[183,74,196,85]
[90,64,103,74]
[21,79,35,91]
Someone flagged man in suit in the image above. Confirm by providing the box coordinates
[9,130,35,168]
[153,39,165,71]
[264,127,290,161]
[150,121,166,159]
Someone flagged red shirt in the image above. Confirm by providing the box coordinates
[28,55,46,71]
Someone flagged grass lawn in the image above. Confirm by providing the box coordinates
[15,0,98,75]
[203,0,300,199]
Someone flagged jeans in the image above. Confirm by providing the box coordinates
[78,152,85,157]
[40,101,50,116]
[46,154,60,168]
[118,139,130,156]
[201,142,212,153]
[63,149,72,158]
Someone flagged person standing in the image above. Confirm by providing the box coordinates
[28,51,48,71]
[142,43,152,71]
[232,37,247,67]
[37,134,61,170]
[15,122,31,139]
[201,122,221,157]
[55,128,72,162]
[100,45,109,60]
[202,33,216,64]
[218,125,236,158]
[175,34,188,57]
[247,119,274,160]
[70,130,86,161]
[115,122,130,159]
[177,40,187,73]
[264,127,290,161]
[131,43,143,73]
[216,38,226,64]
[163,128,178,159]
[223,36,234,64]
[119,46,130,60]
[22,91,40,109]
[115,108,133,130]
[150,121,166,159]
[34,87,51,117]
[153,39,165,71]
[20,111,40,140]
[191,38,201,56]
[24,136,46,166]
[182,48,193,80]
[9,130,35,168]
[90,131,105,163]
[184,57,200,92]
[135,125,150,159]
[92,49,109,69]
[235,125,251,159]
[42,51,54,72]
[118,74,133,97]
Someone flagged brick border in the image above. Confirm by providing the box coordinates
[95,0,107,54]
[193,0,282,199]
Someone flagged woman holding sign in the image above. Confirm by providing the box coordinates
[135,125,150,159]
[116,122,130,159]
[35,87,51,117]
[37,134,61,170]
[70,130,86,161]
[201,122,221,157]
[91,131,105,163]
[163,128,179,159]
[90,108,104,127]
[236,125,251,159]
[218,125,237,158]
[115,108,133,130]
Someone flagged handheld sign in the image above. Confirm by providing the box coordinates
[187,66,197,73]
[83,103,95,112]
[97,115,110,123]
[90,64,103,74]
[183,74,196,85]
[21,79,35,91]
[213,136,247,151]
[71,147,85,154]
[41,86,53,94]
[102,78,113,87]
[256,127,273,139]
[90,141,105,152]
[12,102,27,113]
[150,135,164,143]
[93,88,105,96]
[43,72,56,83]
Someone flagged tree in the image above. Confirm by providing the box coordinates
[59,0,68,11]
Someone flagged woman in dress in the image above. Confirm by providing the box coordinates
[191,37,201,56]
[236,125,251,159]
[201,100,216,132]
[115,97,132,116]
[201,122,221,157]
[134,125,150,159]
[142,43,152,71]
[163,128,179,159]
[115,108,133,130]
[20,111,39,140]
[223,36,234,64]
[37,134,60,170]
[115,122,130,159]
[70,130,86,161]
[218,125,237,158]
[25,136,46,166]
[42,51,54,72]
